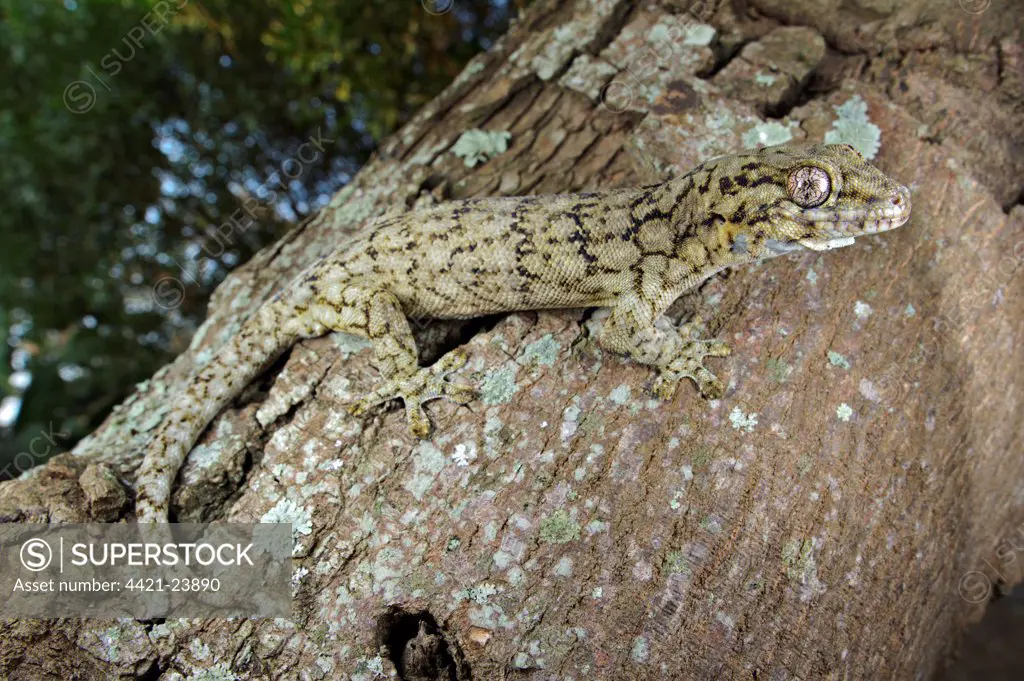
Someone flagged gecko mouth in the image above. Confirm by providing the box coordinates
[774,186,912,253]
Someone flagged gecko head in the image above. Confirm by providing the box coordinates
[706,143,911,259]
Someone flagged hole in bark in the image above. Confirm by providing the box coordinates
[417,173,449,198]
[376,606,469,681]
[413,313,504,366]
[135,658,163,681]
[1004,183,1024,215]
[702,40,746,80]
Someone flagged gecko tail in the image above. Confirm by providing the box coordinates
[134,301,302,524]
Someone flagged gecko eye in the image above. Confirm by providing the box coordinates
[787,166,831,208]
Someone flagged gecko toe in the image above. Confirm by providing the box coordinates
[405,401,433,438]
[347,402,365,416]
[442,381,477,405]
[349,349,474,437]
[433,348,469,375]
[426,348,475,406]
[348,382,396,416]
[697,374,724,399]
[653,339,727,401]
[652,374,682,401]
[702,341,731,357]
[653,367,724,401]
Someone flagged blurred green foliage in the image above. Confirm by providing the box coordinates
[0,0,508,476]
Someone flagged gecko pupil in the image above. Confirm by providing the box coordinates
[787,166,830,208]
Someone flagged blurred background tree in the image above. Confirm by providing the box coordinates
[0,0,510,477]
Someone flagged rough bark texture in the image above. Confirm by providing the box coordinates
[2,0,1023,679]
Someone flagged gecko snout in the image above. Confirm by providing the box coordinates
[889,186,912,227]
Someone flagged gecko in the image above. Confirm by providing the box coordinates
[134,143,911,523]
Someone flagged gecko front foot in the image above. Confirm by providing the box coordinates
[651,321,731,400]
[348,349,476,437]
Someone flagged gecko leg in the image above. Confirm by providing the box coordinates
[597,295,730,400]
[320,289,475,437]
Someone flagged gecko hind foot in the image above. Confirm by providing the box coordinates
[348,349,476,437]
[652,337,731,401]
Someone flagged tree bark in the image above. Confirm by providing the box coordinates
[2,0,1023,679]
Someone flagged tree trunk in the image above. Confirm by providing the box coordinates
[2,0,1023,679]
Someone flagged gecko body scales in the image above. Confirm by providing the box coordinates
[135,143,911,523]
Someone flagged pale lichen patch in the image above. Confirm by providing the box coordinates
[827,351,851,370]
[683,24,716,46]
[608,384,632,405]
[559,54,618,101]
[403,441,447,500]
[741,121,794,148]
[554,556,574,577]
[469,603,515,630]
[539,509,581,544]
[766,357,791,383]
[458,581,500,605]
[561,399,582,442]
[664,551,689,575]
[451,442,477,466]
[631,636,649,663]
[262,498,313,556]
[452,129,512,168]
[480,363,520,405]
[188,638,211,660]
[782,538,827,600]
[520,333,561,366]
[78,625,127,663]
[859,378,881,403]
[184,663,238,681]
[824,94,881,160]
[729,406,758,432]
[183,431,243,472]
[352,655,386,680]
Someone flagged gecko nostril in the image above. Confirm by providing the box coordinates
[891,195,902,206]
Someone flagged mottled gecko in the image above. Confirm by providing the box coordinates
[135,143,911,523]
